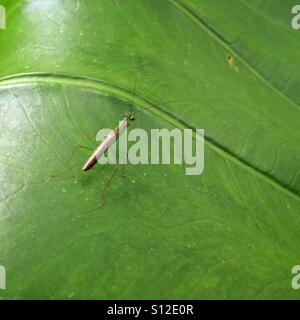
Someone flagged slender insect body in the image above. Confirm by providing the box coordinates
[82,117,131,171]
[54,71,140,206]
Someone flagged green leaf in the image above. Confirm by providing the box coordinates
[0,0,299,299]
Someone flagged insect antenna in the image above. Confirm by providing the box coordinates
[130,69,138,114]
[133,108,146,115]
[132,98,193,118]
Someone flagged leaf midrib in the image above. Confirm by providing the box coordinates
[0,72,299,202]
[168,0,300,111]
[239,0,292,32]
[4,0,299,112]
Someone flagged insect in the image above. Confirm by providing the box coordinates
[82,111,135,171]
[83,110,137,207]
[53,80,140,207]
[53,74,186,206]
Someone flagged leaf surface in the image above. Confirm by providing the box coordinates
[0,0,299,299]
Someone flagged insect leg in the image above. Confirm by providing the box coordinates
[99,165,119,208]
[52,144,93,177]
[87,129,103,140]
[121,152,129,178]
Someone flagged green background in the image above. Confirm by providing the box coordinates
[0,0,299,299]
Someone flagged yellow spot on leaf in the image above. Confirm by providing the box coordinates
[227,54,234,65]
[227,54,239,72]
